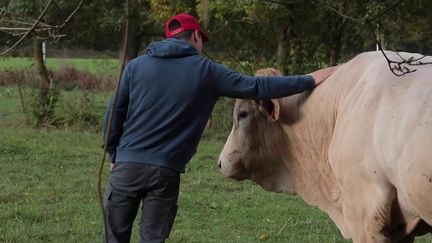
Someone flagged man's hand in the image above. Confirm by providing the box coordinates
[309,65,339,86]
[110,163,115,171]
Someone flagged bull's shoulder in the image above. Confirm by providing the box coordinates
[347,51,389,69]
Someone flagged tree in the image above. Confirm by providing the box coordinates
[1,0,84,125]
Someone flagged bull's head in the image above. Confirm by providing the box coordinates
[218,68,295,193]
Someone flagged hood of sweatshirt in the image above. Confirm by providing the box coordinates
[145,38,199,58]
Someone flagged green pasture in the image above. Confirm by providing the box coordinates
[0,86,346,242]
[0,57,118,75]
[0,127,346,243]
[0,83,431,242]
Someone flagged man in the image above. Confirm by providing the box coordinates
[103,13,337,243]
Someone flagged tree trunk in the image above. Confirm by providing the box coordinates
[188,0,198,17]
[325,1,353,67]
[276,6,294,75]
[379,30,385,51]
[328,47,339,67]
[124,16,139,62]
[33,38,54,125]
[34,39,50,89]
[119,1,139,68]
[326,16,344,67]
[276,25,293,75]
[201,0,210,28]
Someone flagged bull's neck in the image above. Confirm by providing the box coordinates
[283,93,338,197]
[277,76,351,228]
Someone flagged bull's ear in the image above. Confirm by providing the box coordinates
[259,99,280,121]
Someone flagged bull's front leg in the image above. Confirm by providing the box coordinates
[341,173,396,243]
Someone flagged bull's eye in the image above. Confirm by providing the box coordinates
[238,110,248,120]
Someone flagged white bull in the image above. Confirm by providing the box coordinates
[218,52,432,242]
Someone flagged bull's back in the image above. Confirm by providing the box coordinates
[333,52,432,224]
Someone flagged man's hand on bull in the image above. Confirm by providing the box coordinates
[309,65,338,86]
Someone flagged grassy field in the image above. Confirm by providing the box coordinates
[0,86,347,242]
[1,84,431,242]
[0,127,346,243]
[0,57,118,75]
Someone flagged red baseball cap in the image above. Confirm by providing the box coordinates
[165,13,210,43]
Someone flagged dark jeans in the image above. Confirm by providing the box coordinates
[104,162,180,243]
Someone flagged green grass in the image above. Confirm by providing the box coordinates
[0,57,118,75]
[0,128,347,243]
[0,86,431,242]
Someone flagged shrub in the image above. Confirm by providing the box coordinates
[0,66,234,136]
[50,64,118,91]
[1,66,116,91]
[0,68,33,86]
[57,88,101,130]
[26,81,61,127]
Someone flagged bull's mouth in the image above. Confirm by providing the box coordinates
[219,167,247,181]
[228,173,248,181]
[218,158,249,181]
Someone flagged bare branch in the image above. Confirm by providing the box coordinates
[0,26,51,31]
[12,31,30,36]
[36,34,65,40]
[1,8,41,24]
[2,19,54,28]
[57,0,85,30]
[2,19,39,26]
[321,1,364,22]
[52,0,62,13]
[0,7,7,19]
[0,28,17,35]
[365,20,432,76]
[0,0,54,56]
[320,0,405,23]
[0,27,29,30]
[367,0,405,21]
[321,0,432,76]
[261,0,304,7]
[99,0,130,241]
[0,0,85,55]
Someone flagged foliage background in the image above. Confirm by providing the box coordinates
[2,0,432,73]
[1,0,432,242]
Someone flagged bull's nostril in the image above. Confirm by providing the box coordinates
[218,160,222,169]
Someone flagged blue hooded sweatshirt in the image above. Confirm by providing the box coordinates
[103,38,315,173]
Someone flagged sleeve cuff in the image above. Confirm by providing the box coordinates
[108,151,116,163]
[303,75,316,89]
